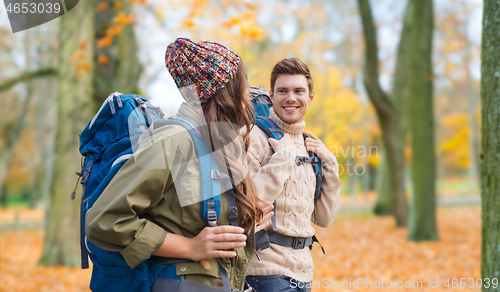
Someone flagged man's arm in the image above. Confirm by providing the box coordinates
[303,130,342,228]
[313,153,342,227]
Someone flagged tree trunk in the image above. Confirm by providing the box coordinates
[480,0,500,288]
[39,1,95,266]
[93,0,142,104]
[38,79,58,211]
[357,0,408,226]
[407,0,437,241]
[32,78,58,209]
[0,90,35,207]
[374,1,413,217]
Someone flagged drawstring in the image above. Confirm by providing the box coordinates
[71,157,84,200]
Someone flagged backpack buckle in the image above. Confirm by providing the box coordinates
[210,169,221,179]
[295,156,308,167]
[292,237,306,249]
[210,169,230,181]
[207,210,217,227]
[227,206,238,220]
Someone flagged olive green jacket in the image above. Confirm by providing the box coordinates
[85,103,254,291]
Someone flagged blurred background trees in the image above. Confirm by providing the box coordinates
[39,0,95,266]
[0,0,484,266]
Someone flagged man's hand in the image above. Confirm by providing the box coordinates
[268,133,294,152]
[303,130,331,161]
[255,201,274,233]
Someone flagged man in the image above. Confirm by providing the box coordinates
[245,58,342,292]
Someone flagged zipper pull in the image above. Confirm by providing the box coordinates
[71,171,83,200]
[254,249,261,261]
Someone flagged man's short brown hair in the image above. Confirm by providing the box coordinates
[270,58,313,94]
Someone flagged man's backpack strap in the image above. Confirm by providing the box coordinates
[255,117,284,140]
[303,134,322,202]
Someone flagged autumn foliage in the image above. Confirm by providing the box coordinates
[0,206,480,292]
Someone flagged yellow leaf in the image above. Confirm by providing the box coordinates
[97,36,113,49]
[96,2,108,12]
[114,11,134,25]
[106,25,123,37]
[98,54,110,64]
[69,51,84,63]
[182,19,196,29]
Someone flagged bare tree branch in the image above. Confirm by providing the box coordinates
[0,68,57,92]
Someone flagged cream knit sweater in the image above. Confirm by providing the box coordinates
[244,108,342,283]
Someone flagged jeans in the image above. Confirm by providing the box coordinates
[246,275,311,292]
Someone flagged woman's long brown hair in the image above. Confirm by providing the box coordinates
[201,61,262,233]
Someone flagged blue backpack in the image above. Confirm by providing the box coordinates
[75,92,238,292]
[249,87,325,254]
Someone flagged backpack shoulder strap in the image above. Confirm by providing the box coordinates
[255,117,284,140]
[157,117,220,226]
[303,134,322,201]
[154,117,239,227]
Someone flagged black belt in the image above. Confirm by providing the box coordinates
[268,231,315,249]
[255,230,324,253]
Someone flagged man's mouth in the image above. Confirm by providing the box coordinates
[283,106,299,112]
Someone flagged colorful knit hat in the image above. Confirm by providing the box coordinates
[165,37,240,104]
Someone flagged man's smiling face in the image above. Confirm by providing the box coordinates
[271,74,314,124]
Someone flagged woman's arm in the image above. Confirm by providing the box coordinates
[152,225,247,260]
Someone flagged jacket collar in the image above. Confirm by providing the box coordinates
[177,102,206,126]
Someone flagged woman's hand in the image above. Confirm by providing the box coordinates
[188,226,247,261]
[255,201,274,233]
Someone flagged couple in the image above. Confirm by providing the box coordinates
[85,37,341,292]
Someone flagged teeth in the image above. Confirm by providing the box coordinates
[284,107,298,110]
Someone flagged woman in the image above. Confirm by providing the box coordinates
[86,37,272,292]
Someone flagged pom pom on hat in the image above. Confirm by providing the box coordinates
[165,37,240,104]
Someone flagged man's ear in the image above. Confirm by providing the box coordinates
[308,91,314,104]
[270,90,274,103]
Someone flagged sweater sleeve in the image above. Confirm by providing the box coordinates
[85,135,183,269]
[246,128,295,202]
[313,152,342,228]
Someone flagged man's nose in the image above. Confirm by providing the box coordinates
[285,92,297,102]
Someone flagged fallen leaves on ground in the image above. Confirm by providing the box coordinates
[0,228,92,292]
[0,206,480,292]
[311,207,481,291]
